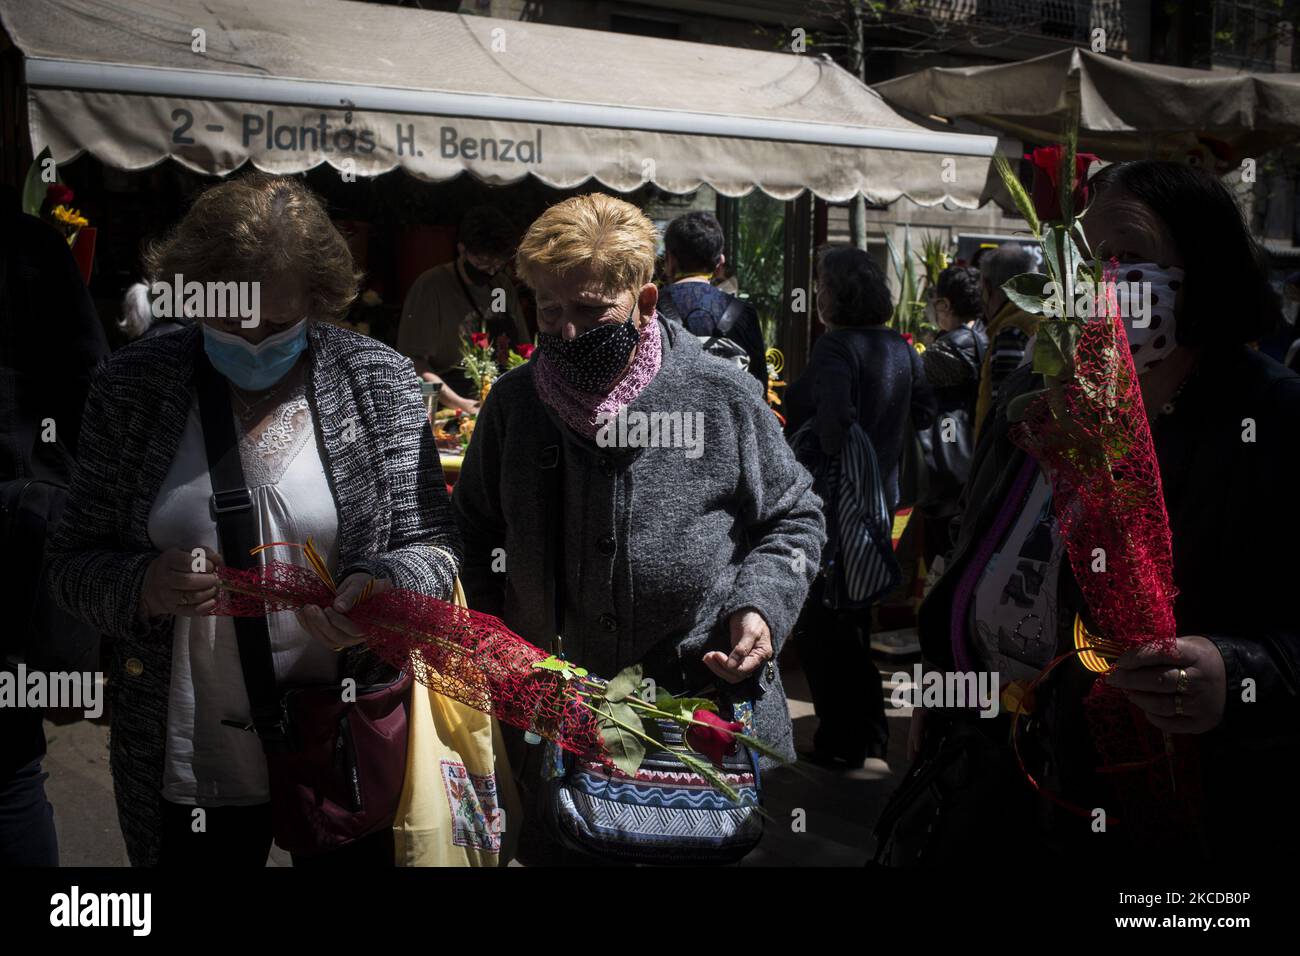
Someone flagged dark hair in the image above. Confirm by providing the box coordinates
[979,242,1034,298]
[459,205,518,258]
[935,265,983,320]
[817,247,892,327]
[1087,160,1280,347]
[663,211,724,273]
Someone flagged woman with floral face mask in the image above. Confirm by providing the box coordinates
[452,193,825,864]
[879,161,1300,867]
[44,175,461,867]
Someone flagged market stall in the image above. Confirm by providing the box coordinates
[1,0,999,481]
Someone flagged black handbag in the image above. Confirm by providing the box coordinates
[194,353,410,858]
[916,328,985,516]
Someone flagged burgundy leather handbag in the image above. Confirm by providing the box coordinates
[196,354,410,858]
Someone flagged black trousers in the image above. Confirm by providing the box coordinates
[157,799,394,867]
[795,579,888,764]
[0,757,58,866]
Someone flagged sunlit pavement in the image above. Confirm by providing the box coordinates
[40,640,915,868]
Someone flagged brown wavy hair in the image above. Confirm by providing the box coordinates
[143,173,360,321]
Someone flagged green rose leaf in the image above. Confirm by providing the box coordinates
[1006,388,1048,424]
[1001,273,1051,315]
[1033,319,1085,379]
[604,664,642,703]
[654,691,719,722]
[597,699,646,776]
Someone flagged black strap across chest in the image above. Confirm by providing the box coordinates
[194,353,293,751]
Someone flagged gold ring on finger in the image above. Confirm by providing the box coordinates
[1176,667,1189,693]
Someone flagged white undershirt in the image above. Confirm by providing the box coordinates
[149,385,340,806]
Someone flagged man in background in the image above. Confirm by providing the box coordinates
[397,205,530,407]
[658,211,768,392]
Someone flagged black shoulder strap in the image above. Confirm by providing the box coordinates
[194,354,292,751]
[716,295,746,337]
[656,286,683,325]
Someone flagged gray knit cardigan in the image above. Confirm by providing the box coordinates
[44,322,462,866]
[453,316,825,766]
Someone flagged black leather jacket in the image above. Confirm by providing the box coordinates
[916,345,1300,862]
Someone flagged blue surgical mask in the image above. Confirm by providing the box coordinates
[202,320,308,391]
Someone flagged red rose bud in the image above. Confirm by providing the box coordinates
[516,343,536,359]
[685,709,743,765]
[1024,145,1101,223]
[901,332,914,345]
[471,332,489,349]
[47,183,74,205]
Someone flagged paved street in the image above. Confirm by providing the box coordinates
[41,647,915,868]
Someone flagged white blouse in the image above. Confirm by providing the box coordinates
[148,382,340,806]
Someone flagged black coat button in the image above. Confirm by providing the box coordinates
[598,613,618,632]
[597,535,616,556]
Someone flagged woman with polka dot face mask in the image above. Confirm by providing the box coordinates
[1105,262,1185,374]
[887,160,1300,869]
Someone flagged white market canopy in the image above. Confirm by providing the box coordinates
[1,0,996,205]
[876,47,1300,161]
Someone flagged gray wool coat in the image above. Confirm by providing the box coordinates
[453,316,825,765]
[43,322,462,866]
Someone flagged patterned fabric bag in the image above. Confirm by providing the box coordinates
[543,696,763,865]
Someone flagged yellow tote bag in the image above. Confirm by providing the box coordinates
[392,580,521,866]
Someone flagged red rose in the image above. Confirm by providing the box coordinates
[46,183,74,205]
[515,343,535,359]
[1024,145,1100,223]
[470,332,489,349]
[685,709,742,765]
[901,332,914,345]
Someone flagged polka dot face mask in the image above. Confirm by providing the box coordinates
[1111,263,1185,373]
[536,303,639,393]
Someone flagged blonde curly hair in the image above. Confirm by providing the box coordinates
[516,193,657,295]
[143,173,360,321]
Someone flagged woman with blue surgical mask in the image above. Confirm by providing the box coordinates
[45,175,462,868]
[879,160,1300,868]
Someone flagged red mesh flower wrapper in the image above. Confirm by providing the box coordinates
[210,559,602,756]
[1009,267,1199,835]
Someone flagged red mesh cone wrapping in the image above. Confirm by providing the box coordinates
[1009,266,1199,833]
[211,560,601,756]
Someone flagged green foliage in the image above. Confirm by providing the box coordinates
[22,147,54,218]
[653,690,718,721]
[883,228,946,340]
[596,699,646,777]
[603,664,642,703]
[993,154,1040,238]
[732,192,786,347]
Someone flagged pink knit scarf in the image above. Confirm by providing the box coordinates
[532,315,663,440]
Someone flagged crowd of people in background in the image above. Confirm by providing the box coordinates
[3,157,1298,868]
